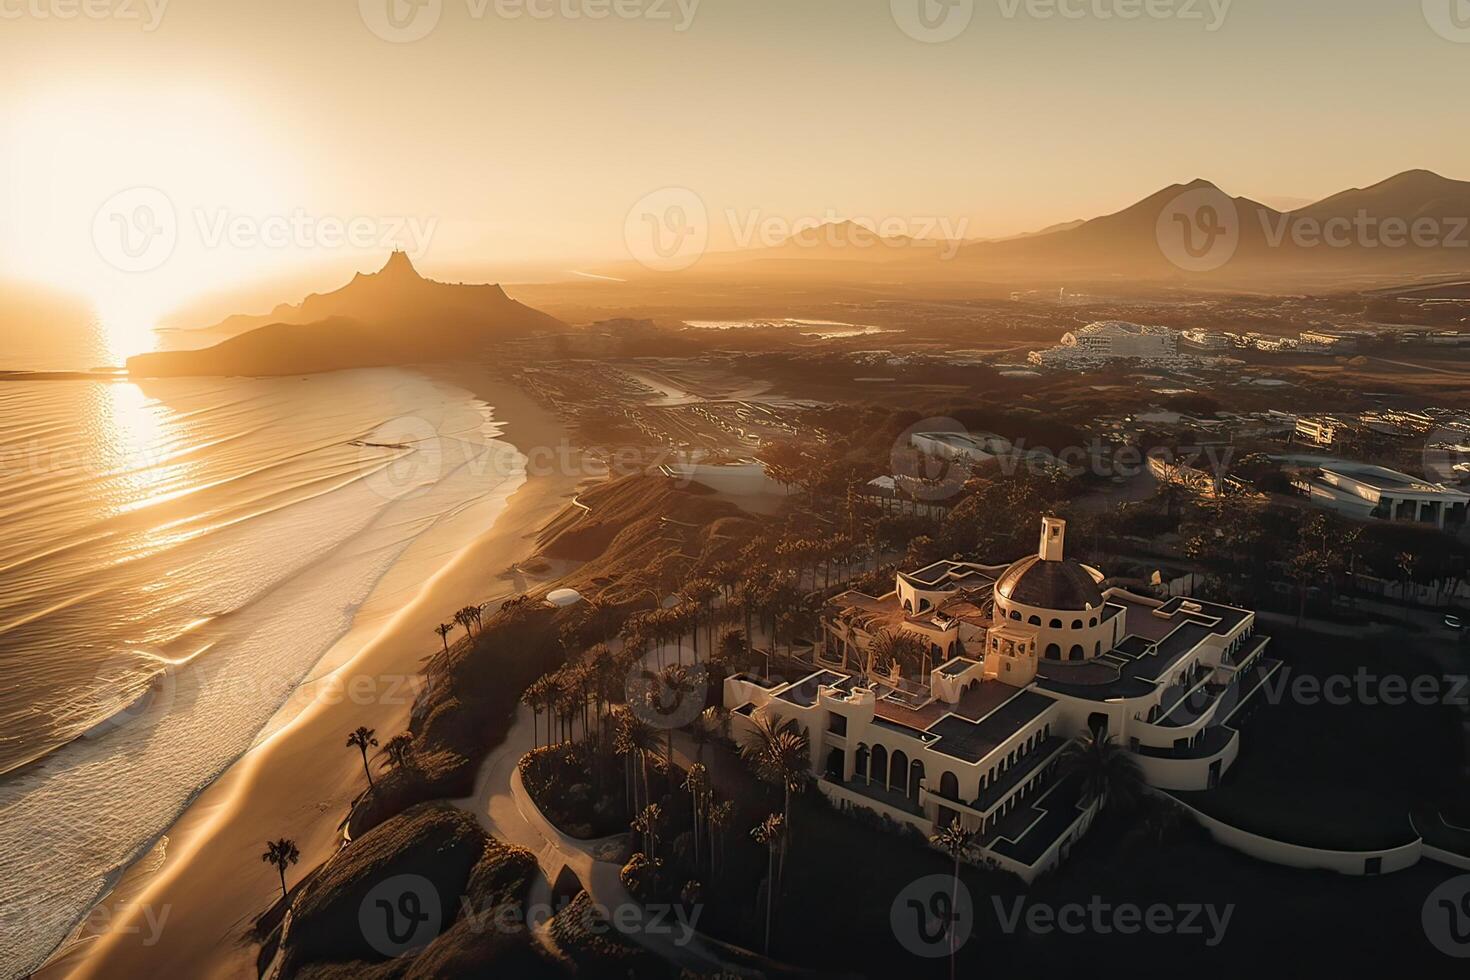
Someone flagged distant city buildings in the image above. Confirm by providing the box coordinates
[1029,321,1200,371]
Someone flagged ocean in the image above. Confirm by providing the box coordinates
[0,351,523,975]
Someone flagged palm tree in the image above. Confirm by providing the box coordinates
[631,802,664,858]
[718,628,746,675]
[739,714,809,880]
[434,622,454,654]
[931,822,974,980]
[380,732,413,771]
[708,799,734,880]
[1396,551,1419,606]
[683,763,709,870]
[751,813,785,954]
[867,628,929,684]
[347,726,379,788]
[261,838,300,902]
[615,712,659,813]
[1061,730,1145,812]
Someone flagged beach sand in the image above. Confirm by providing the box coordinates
[38,367,588,980]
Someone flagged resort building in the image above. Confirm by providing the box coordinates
[1294,463,1470,529]
[722,517,1277,881]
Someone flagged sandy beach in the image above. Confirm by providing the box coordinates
[37,367,587,980]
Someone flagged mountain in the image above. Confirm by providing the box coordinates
[128,253,565,377]
[954,170,1470,283]
[601,170,1470,288]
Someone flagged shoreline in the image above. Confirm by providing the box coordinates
[37,365,587,980]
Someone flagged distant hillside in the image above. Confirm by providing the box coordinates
[597,170,1470,289]
[129,253,565,377]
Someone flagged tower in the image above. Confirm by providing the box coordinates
[1039,516,1066,562]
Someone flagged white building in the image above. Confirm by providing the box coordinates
[1181,329,1230,350]
[1061,321,1177,359]
[1296,463,1470,529]
[724,518,1276,882]
[910,431,1011,465]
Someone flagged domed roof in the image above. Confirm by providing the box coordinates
[995,556,1104,611]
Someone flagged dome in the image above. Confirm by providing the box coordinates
[995,555,1104,611]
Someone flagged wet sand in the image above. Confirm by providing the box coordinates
[39,367,588,980]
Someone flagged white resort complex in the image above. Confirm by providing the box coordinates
[723,517,1279,881]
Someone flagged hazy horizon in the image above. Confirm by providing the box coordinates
[4,0,1470,341]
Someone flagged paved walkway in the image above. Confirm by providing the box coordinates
[450,637,763,975]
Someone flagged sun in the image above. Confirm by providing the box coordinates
[0,85,306,360]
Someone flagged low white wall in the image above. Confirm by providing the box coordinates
[1133,732,1239,791]
[1166,792,1422,875]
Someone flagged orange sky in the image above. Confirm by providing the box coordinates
[2,0,1468,316]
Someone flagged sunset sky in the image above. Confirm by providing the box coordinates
[3,0,1469,321]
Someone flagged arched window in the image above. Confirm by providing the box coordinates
[909,759,925,801]
[1089,617,1098,627]
[903,600,913,613]
[1045,643,1062,660]
[940,771,960,800]
[1010,610,1022,621]
[1094,641,1102,657]
[891,750,910,796]
[1028,615,1042,626]
[918,598,930,612]
[870,745,888,788]
[1049,619,1063,629]
[1069,645,1085,661]
[1071,620,1083,629]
